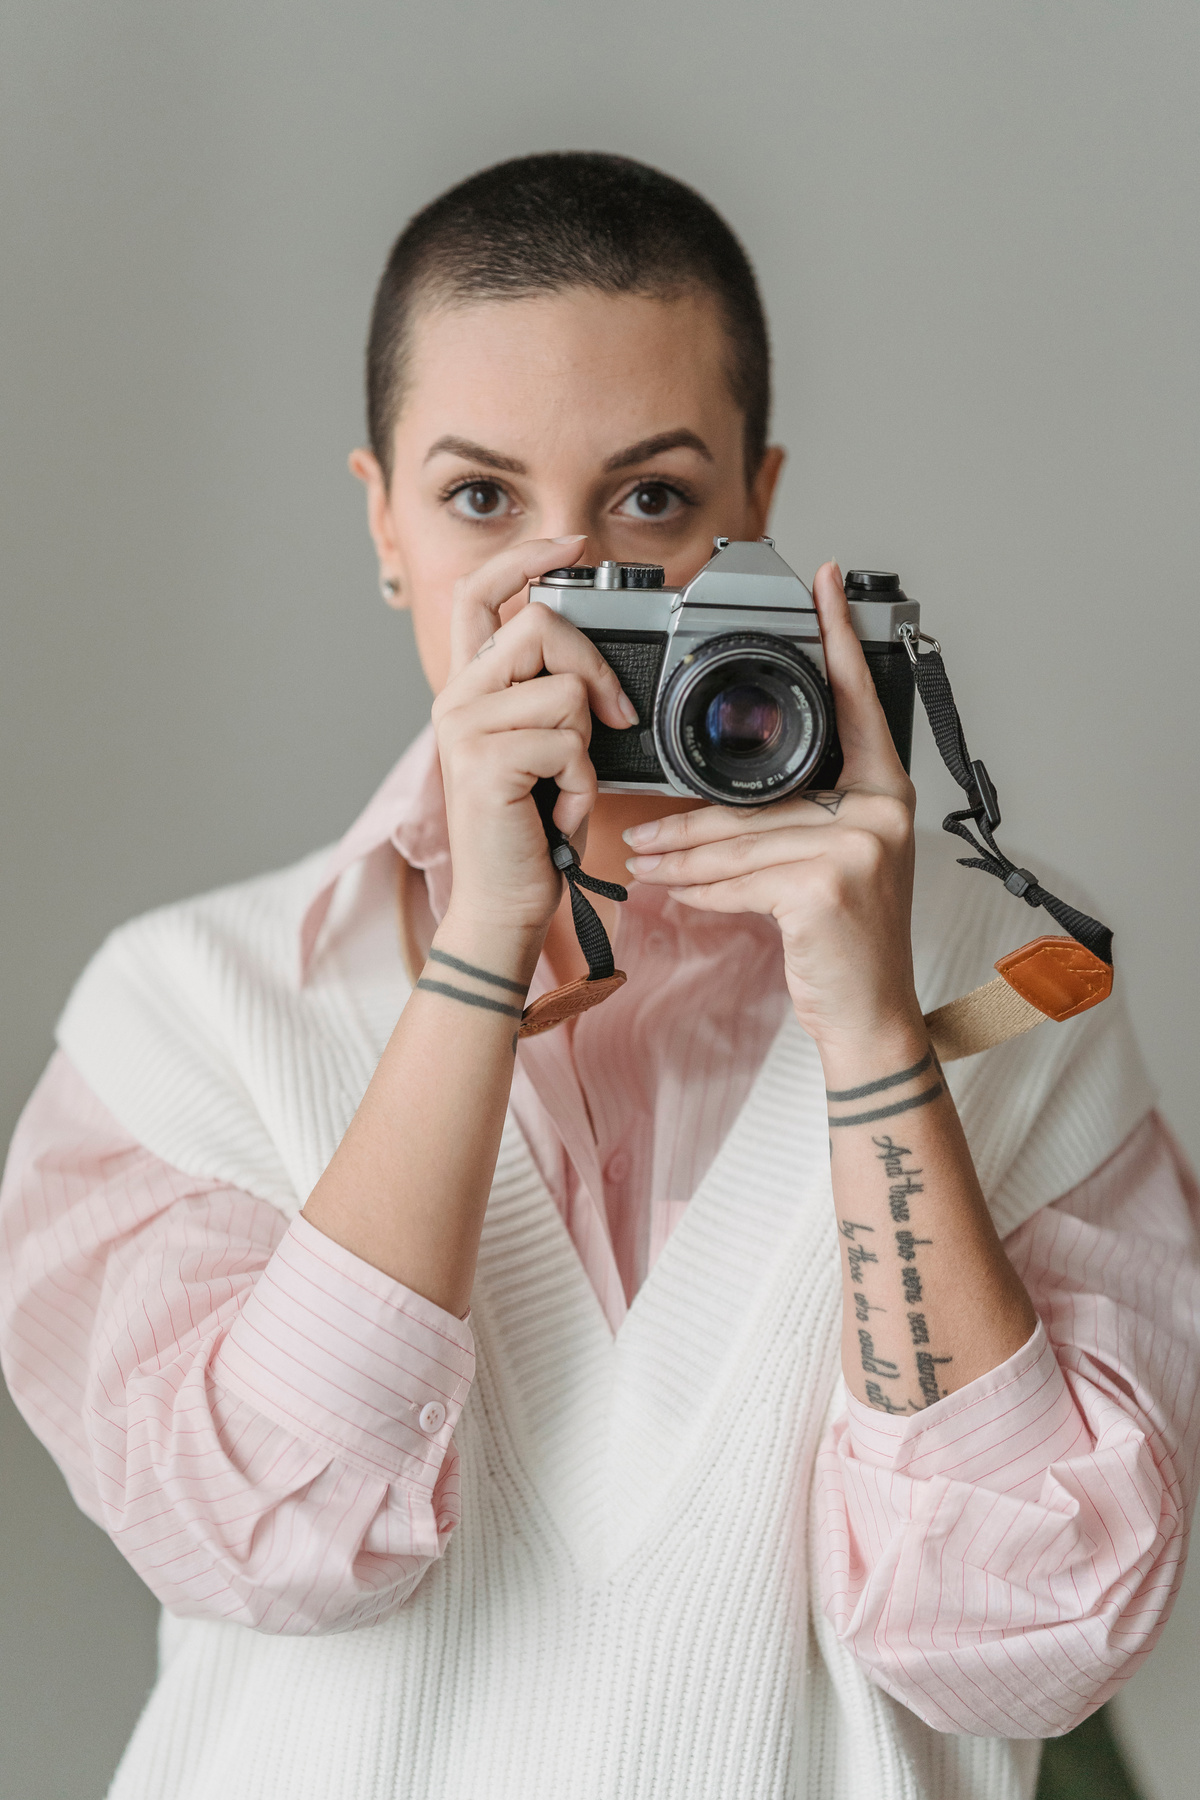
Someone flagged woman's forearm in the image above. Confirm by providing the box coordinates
[302,541,641,1318]
[302,914,541,1316]
[822,1020,1037,1412]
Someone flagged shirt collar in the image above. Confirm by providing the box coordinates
[298,723,450,983]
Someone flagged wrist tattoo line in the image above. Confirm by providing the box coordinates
[416,978,523,1019]
[828,1083,943,1128]
[427,947,528,995]
[826,1049,932,1103]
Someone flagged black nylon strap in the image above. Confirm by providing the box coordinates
[906,640,1114,966]
[532,778,628,982]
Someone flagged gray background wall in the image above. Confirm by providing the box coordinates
[2,2,1197,1794]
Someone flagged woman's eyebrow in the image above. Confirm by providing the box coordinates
[603,430,713,471]
[424,435,527,473]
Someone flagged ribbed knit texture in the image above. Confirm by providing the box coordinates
[55,831,1153,1800]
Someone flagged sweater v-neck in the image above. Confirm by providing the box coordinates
[467,1003,835,1570]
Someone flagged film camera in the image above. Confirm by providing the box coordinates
[533,537,919,804]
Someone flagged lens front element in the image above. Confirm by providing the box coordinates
[703,684,785,760]
[658,633,831,804]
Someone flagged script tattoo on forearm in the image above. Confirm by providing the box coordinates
[894,1230,932,1262]
[839,1219,878,1284]
[831,1046,955,1413]
[915,1352,953,1408]
[865,1382,911,1413]
[857,1331,901,1380]
[873,1134,923,1220]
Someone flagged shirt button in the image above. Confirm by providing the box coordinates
[645,929,670,956]
[418,1400,447,1434]
[606,1148,632,1184]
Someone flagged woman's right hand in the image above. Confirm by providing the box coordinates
[431,537,639,948]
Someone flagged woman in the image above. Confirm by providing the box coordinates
[2,152,1195,1800]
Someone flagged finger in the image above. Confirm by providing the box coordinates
[447,601,637,732]
[664,864,817,918]
[811,561,909,791]
[452,725,597,837]
[623,790,855,855]
[449,537,589,674]
[505,727,597,838]
[440,672,596,747]
[627,823,838,888]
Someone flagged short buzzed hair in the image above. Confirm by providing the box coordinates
[366,152,771,488]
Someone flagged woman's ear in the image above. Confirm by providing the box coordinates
[747,445,786,540]
[349,447,407,609]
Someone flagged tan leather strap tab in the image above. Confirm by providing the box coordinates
[924,978,1045,1062]
[993,935,1113,1022]
[518,972,627,1038]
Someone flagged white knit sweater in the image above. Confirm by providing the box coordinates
[57,830,1152,1800]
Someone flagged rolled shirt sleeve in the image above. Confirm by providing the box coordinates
[816,1111,1200,1736]
[0,1053,474,1635]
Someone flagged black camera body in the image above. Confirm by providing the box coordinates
[533,538,919,805]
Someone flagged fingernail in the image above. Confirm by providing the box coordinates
[617,692,639,726]
[830,560,843,583]
[553,534,587,544]
[626,854,662,873]
[623,821,659,847]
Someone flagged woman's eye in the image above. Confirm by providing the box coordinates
[449,481,512,521]
[616,482,687,521]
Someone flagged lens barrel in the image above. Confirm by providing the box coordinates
[657,633,831,803]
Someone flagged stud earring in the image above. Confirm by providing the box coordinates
[380,575,401,600]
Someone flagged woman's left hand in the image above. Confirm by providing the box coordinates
[623,561,922,1057]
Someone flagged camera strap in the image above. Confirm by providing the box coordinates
[902,626,1115,1060]
[517,777,630,1039]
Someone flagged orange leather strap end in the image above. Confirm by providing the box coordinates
[994,936,1113,1021]
[518,972,627,1039]
[924,936,1113,1062]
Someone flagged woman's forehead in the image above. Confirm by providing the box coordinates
[396,288,743,467]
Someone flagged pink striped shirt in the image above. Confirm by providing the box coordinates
[2,730,1199,1734]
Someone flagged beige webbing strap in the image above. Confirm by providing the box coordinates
[924,979,1045,1062]
[923,934,1114,1063]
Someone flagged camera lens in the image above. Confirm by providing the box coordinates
[702,685,784,759]
[657,633,831,804]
